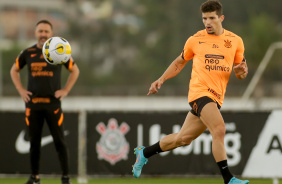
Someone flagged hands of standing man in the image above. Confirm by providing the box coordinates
[19,88,32,103]
[55,89,69,100]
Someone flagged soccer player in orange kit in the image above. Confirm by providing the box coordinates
[132,1,249,184]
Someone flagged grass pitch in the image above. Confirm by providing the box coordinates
[0,177,278,184]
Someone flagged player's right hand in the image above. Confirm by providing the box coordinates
[147,79,164,96]
[19,88,32,103]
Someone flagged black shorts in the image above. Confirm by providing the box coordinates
[189,96,221,117]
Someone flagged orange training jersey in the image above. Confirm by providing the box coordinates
[181,29,245,106]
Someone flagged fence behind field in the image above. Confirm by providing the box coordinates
[0,97,282,184]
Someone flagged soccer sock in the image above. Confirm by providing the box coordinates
[143,141,163,158]
[30,175,40,182]
[217,160,233,184]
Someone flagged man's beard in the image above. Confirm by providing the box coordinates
[207,31,215,34]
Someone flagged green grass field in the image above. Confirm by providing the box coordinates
[0,177,279,184]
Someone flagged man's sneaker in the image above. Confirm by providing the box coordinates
[25,175,40,184]
[228,177,249,184]
[61,176,72,184]
[132,146,148,178]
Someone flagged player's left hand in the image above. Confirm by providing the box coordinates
[233,61,248,79]
[55,89,69,100]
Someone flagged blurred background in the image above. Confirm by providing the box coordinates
[0,0,282,98]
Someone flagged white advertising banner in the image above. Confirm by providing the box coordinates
[243,110,282,178]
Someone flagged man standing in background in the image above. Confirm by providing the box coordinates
[10,20,79,184]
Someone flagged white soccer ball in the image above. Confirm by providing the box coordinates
[42,37,71,65]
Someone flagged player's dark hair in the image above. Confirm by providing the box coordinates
[200,0,223,16]
[36,20,53,30]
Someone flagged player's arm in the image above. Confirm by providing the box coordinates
[233,59,248,79]
[55,64,79,100]
[148,55,188,95]
[233,37,247,79]
[10,63,32,102]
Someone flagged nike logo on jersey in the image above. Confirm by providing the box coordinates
[15,130,69,154]
[199,41,206,44]
[212,44,219,48]
[30,54,37,57]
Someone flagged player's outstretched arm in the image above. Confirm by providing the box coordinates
[233,60,248,79]
[148,55,188,95]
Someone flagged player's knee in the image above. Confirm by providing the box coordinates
[213,124,226,140]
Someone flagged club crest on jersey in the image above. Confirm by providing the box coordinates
[96,118,130,165]
[224,40,232,48]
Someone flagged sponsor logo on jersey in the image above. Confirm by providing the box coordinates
[96,118,130,165]
[225,33,235,37]
[204,54,230,72]
[27,48,36,51]
[31,62,53,77]
[194,33,205,37]
[205,54,224,59]
[32,97,51,104]
[208,88,221,100]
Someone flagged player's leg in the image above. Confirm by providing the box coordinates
[200,102,248,184]
[159,112,207,152]
[25,108,44,184]
[132,111,207,178]
[45,107,71,184]
[200,102,226,162]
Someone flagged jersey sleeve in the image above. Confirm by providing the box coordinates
[181,36,194,61]
[64,57,75,70]
[234,37,245,64]
[15,50,27,70]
